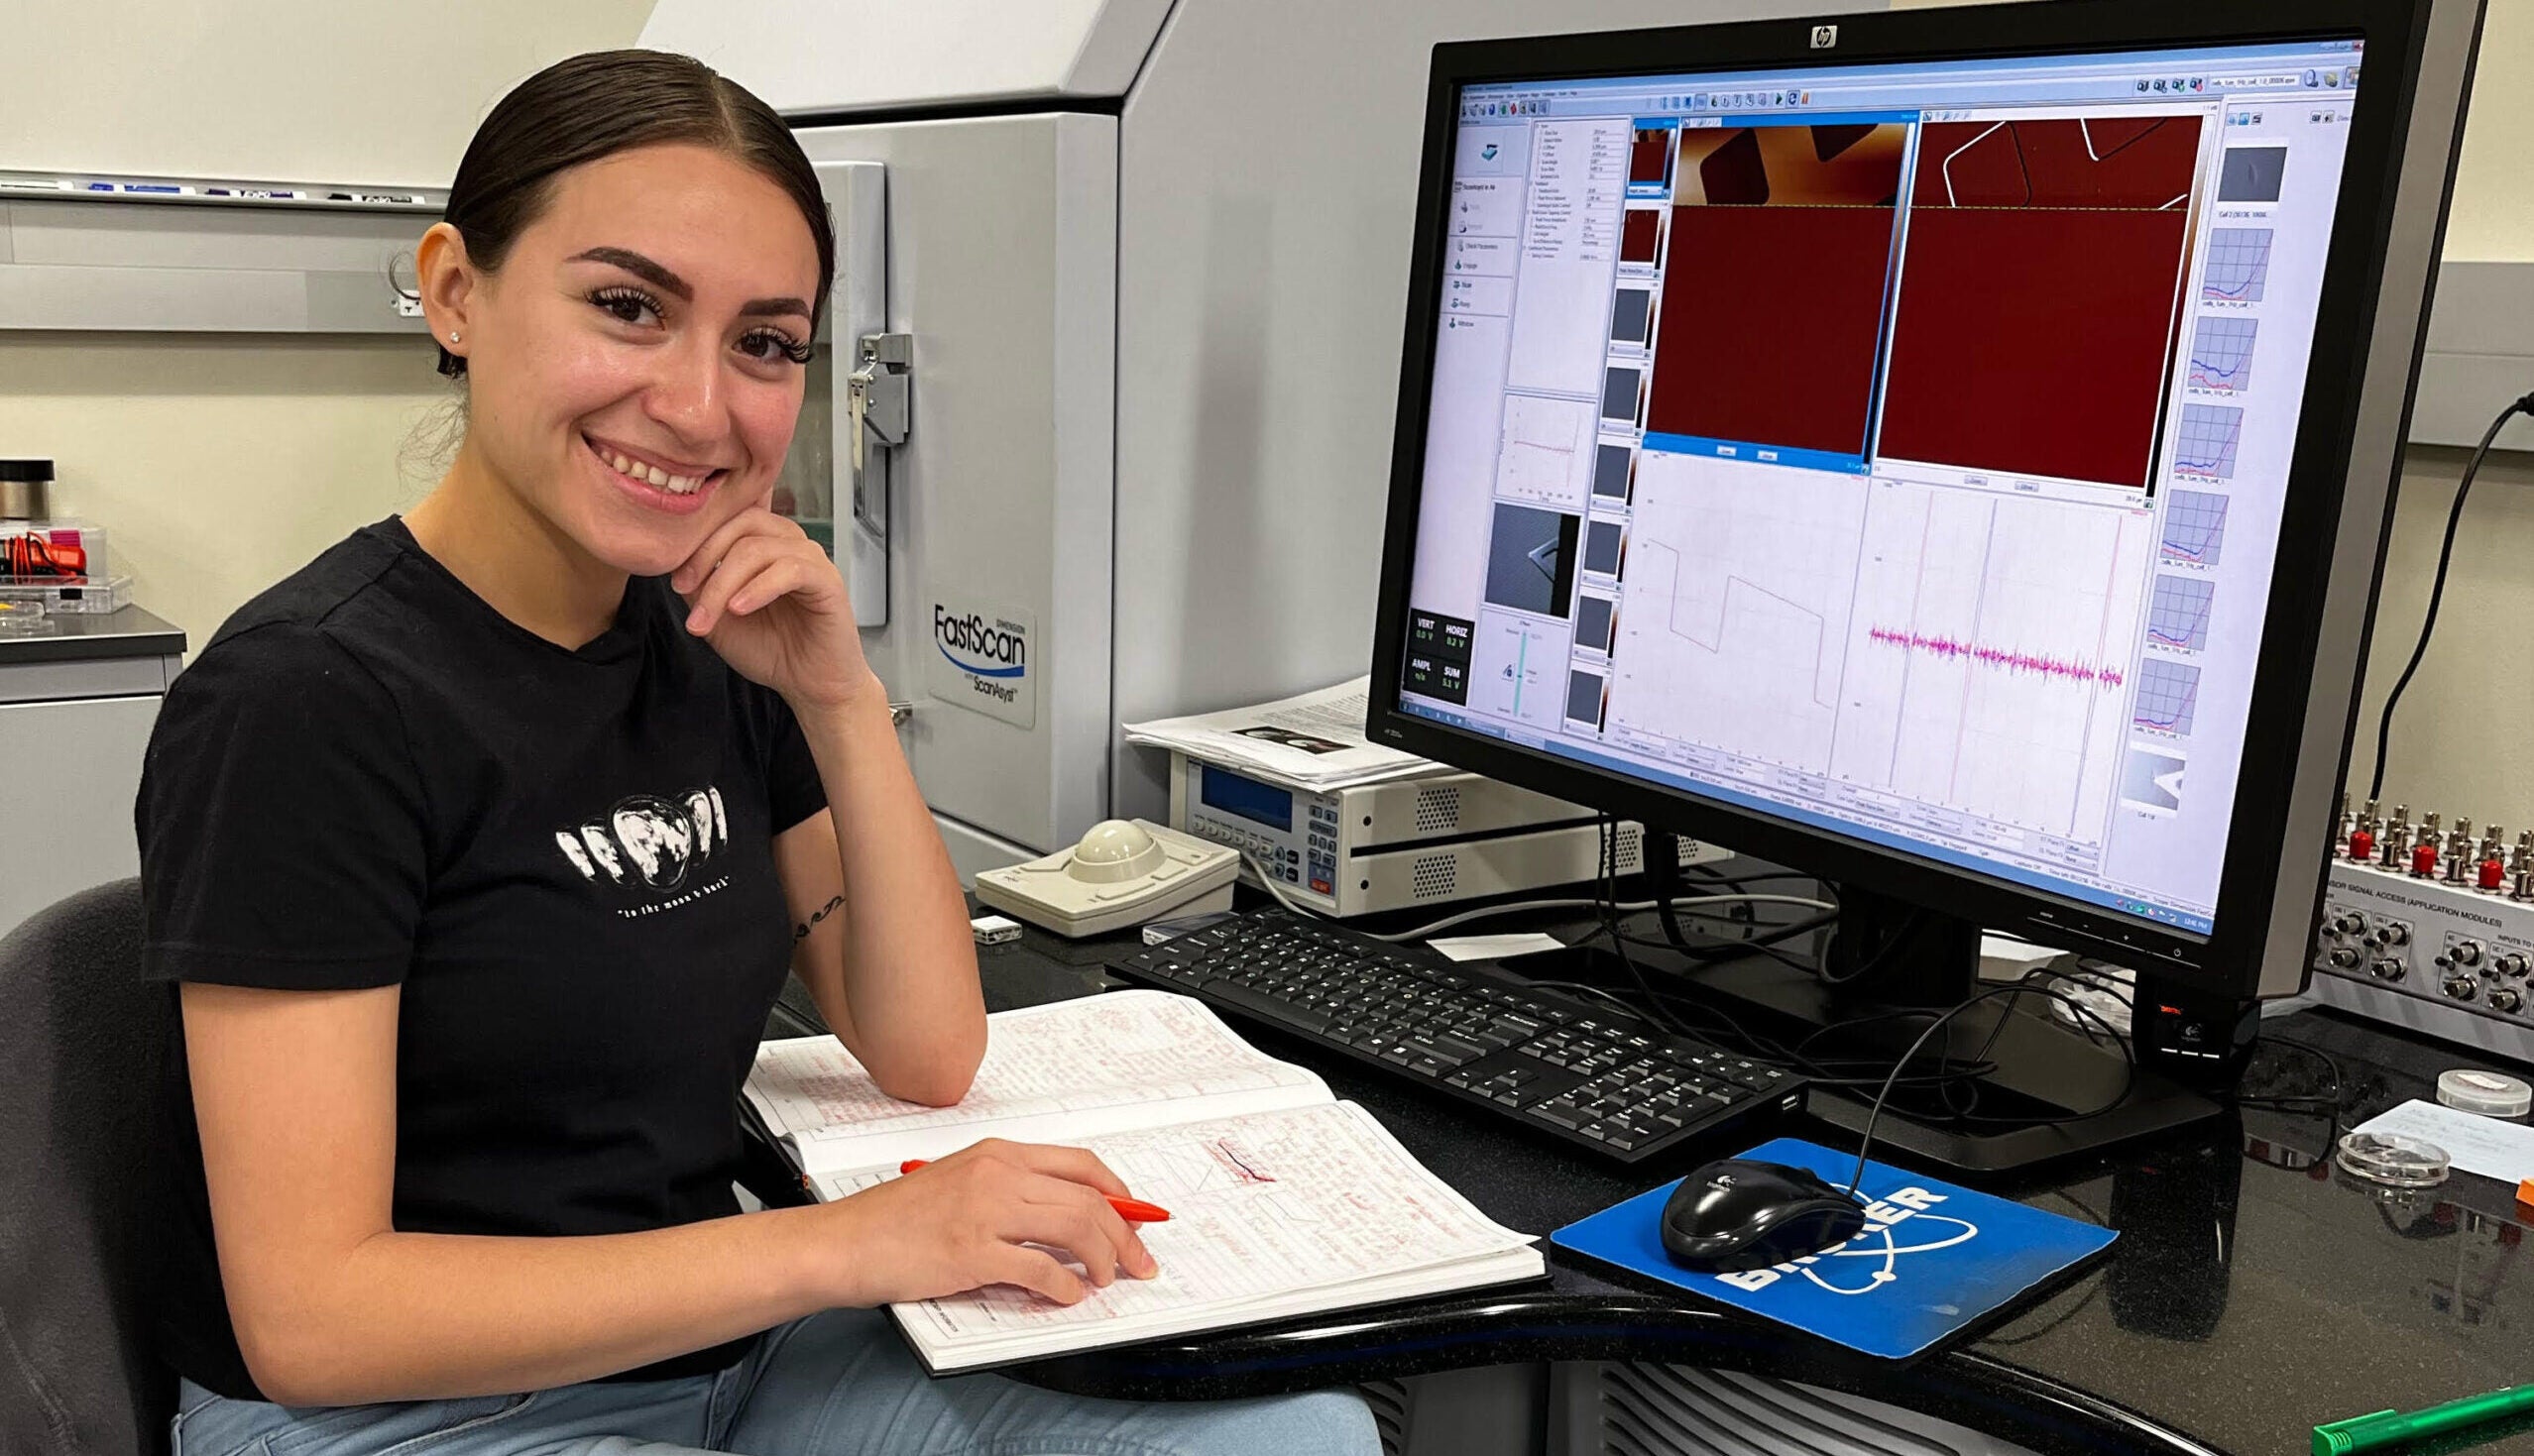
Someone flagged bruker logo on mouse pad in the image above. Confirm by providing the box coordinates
[1553,1138,2116,1359]
[1708,1182,1978,1295]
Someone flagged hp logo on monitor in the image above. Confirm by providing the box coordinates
[1811,24,1839,48]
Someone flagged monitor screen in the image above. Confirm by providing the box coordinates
[1393,38,2366,939]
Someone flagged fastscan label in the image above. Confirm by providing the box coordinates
[925,598,1037,728]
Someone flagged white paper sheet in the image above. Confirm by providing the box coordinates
[1428,933,1567,963]
[2353,1098,2534,1184]
[1120,677,1434,790]
[745,992,1326,1176]
[890,1101,1537,1360]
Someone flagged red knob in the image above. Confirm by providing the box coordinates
[2350,830,2375,861]
[2414,841,2441,877]
[2482,857,2508,892]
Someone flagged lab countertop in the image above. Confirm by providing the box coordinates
[0,604,184,666]
[759,904,2534,1456]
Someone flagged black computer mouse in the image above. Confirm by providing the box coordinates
[1661,1158,1869,1273]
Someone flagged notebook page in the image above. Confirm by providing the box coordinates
[748,991,1326,1173]
[900,1247,1548,1373]
[885,1101,1537,1361]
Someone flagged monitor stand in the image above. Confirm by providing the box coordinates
[1507,856,2221,1175]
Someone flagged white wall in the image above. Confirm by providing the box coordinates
[2339,0,2534,833]
[0,337,447,651]
[2447,0,2534,262]
[0,0,654,186]
[0,0,654,653]
[2351,445,2534,833]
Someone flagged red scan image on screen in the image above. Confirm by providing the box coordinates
[1644,123,1905,458]
[1630,128,1673,186]
[1878,116,2203,488]
[1621,207,1664,264]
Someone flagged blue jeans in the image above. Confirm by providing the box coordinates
[169,1306,1380,1456]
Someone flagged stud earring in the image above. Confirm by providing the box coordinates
[448,331,461,344]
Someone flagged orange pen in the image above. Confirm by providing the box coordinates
[898,1159,1172,1222]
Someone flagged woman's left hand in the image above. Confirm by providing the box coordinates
[672,507,876,713]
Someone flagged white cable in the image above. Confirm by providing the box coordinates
[1237,853,1833,944]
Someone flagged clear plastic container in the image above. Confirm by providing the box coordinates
[2335,1129,2452,1187]
[0,572,130,614]
[0,599,56,636]
[2437,1068,2533,1119]
[0,519,109,588]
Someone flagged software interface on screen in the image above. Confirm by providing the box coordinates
[1396,39,2365,936]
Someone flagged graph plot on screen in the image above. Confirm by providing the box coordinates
[2201,227,2272,302]
[1878,116,2203,489]
[2159,490,2229,566]
[1828,482,2149,839]
[1606,454,1870,772]
[2146,573,2215,652]
[2186,317,2256,394]
[2174,404,2243,480]
[1494,393,1595,507]
[2132,658,2201,736]
[1861,627,2123,689]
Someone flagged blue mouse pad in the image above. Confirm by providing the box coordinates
[1551,1138,2116,1360]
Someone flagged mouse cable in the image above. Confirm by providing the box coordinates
[2367,387,2534,801]
[1842,983,2134,1198]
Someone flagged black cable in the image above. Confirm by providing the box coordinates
[1609,920,1824,971]
[2368,389,2534,800]
[1580,819,1819,1064]
[1845,984,2135,1196]
[1578,858,2139,1135]
[1817,907,1930,988]
[1681,864,1834,893]
[2010,964,2132,1048]
[1595,817,1693,1037]
[2237,1034,2345,1113]
[1984,1275,2105,1347]
[1585,841,2131,1120]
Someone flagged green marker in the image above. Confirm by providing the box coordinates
[2314,1384,2534,1455]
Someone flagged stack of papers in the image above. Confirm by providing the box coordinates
[1121,677,1435,791]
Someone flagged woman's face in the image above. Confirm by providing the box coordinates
[450,144,823,578]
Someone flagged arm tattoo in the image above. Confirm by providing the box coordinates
[793,893,846,943]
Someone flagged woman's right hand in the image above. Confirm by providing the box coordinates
[820,1139,1162,1307]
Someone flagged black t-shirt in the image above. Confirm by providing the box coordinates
[137,517,827,1400]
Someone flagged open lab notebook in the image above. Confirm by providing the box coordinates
[745,990,1543,1373]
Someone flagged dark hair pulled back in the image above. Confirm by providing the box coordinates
[435,49,834,380]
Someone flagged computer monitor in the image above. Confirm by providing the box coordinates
[1366,0,2478,1114]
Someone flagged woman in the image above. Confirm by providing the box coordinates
[140,49,1377,1456]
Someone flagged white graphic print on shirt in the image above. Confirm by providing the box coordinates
[554,786,730,891]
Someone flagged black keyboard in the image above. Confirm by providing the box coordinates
[1105,908,1806,1166]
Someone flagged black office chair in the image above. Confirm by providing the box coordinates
[0,878,173,1456]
